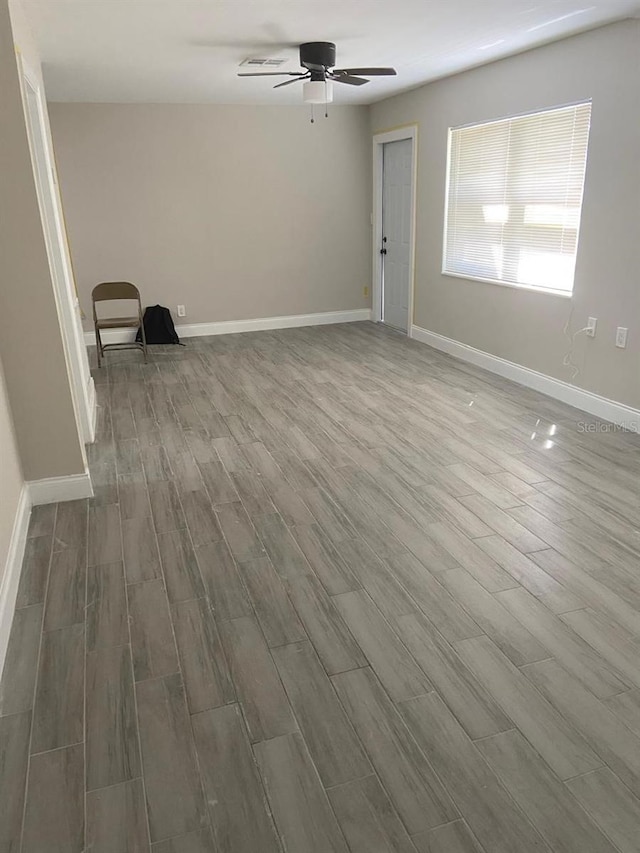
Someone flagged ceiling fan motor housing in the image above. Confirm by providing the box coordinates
[300,42,336,71]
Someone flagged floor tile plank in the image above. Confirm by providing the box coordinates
[236,555,306,647]
[0,604,43,716]
[31,622,84,753]
[22,743,84,853]
[151,828,216,852]
[180,489,223,546]
[171,597,235,713]
[426,521,518,593]
[86,644,141,790]
[412,820,483,853]
[523,657,640,799]
[284,569,368,675]
[122,515,162,585]
[149,481,187,534]
[136,673,208,843]
[254,731,349,853]
[458,494,547,552]
[128,579,180,682]
[476,537,583,613]
[566,767,640,853]
[191,703,280,853]
[0,711,31,853]
[337,538,418,622]
[605,688,640,737]
[215,501,265,562]
[272,640,371,787]
[333,590,433,702]
[86,561,128,650]
[332,667,458,834]
[400,693,548,853]
[43,547,86,631]
[221,615,297,742]
[86,777,150,853]
[497,587,630,698]
[455,636,601,778]
[196,539,252,621]
[26,503,56,538]
[89,503,123,566]
[15,536,52,608]
[118,475,152,520]
[52,499,87,552]
[477,729,616,852]
[291,523,361,595]
[199,461,239,506]
[327,774,417,853]
[384,551,482,642]
[158,528,205,603]
[395,612,512,740]
[440,568,548,666]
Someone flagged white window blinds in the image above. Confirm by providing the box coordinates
[443,102,591,294]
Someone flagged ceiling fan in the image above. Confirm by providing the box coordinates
[238,42,396,114]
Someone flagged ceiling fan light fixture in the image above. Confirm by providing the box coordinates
[303,79,333,104]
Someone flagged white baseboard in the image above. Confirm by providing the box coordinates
[83,308,373,346]
[0,485,31,678]
[28,471,94,506]
[412,325,640,432]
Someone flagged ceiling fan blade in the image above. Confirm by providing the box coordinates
[237,72,305,77]
[331,74,369,86]
[273,76,308,89]
[333,67,397,76]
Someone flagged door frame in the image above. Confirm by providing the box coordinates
[18,57,96,447]
[372,125,418,336]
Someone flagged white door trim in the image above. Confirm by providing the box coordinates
[18,57,95,447]
[372,125,418,336]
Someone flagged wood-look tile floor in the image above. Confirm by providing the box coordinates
[1,321,640,853]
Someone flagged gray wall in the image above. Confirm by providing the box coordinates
[48,103,372,329]
[371,20,640,409]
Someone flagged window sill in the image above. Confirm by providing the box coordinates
[441,271,573,298]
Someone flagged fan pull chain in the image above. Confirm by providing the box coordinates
[310,103,315,124]
[325,81,328,118]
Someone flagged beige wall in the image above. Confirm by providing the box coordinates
[0,0,86,481]
[371,21,640,409]
[48,103,372,328]
[0,355,24,589]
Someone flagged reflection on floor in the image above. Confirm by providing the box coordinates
[1,321,639,853]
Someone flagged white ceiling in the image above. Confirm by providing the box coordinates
[20,0,640,104]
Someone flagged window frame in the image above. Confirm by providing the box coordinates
[441,101,592,299]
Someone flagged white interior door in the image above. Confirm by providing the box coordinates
[381,138,413,332]
[21,65,95,445]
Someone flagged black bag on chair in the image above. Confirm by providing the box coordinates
[136,305,183,345]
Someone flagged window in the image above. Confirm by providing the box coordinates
[443,102,591,295]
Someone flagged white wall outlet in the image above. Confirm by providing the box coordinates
[586,317,597,337]
[177,305,186,318]
[615,326,628,348]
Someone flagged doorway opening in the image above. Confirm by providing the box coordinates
[372,126,417,335]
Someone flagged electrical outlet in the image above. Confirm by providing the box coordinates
[586,317,597,337]
[363,286,369,298]
[615,326,628,348]
[177,305,186,318]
